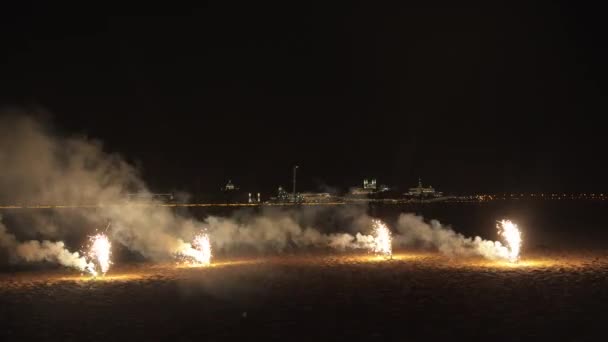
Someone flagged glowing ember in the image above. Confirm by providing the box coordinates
[87,233,112,275]
[497,219,522,263]
[371,219,392,257]
[178,232,212,266]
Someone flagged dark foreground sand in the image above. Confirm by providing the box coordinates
[2,251,608,341]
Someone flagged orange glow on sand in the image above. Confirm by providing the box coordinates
[174,258,259,269]
[347,252,427,263]
[0,251,597,290]
[56,273,146,282]
[451,255,587,269]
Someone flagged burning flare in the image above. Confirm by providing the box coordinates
[178,232,212,266]
[87,233,112,275]
[497,219,522,262]
[371,219,392,257]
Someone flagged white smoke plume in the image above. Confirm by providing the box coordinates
[0,111,514,267]
[0,113,378,265]
[205,207,378,253]
[0,112,198,261]
[0,216,94,272]
[394,213,510,260]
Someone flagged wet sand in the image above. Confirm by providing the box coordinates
[2,251,608,341]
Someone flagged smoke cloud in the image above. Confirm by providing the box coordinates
[204,208,378,253]
[0,113,380,267]
[394,213,510,260]
[0,216,93,271]
[0,112,513,269]
[0,113,198,261]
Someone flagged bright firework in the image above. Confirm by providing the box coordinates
[87,233,112,275]
[371,219,392,258]
[178,232,212,266]
[497,219,522,263]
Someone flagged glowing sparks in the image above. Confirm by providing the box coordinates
[82,233,112,276]
[371,219,392,258]
[178,232,212,266]
[82,260,98,277]
[497,219,522,263]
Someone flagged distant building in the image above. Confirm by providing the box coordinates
[363,178,377,190]
[299,192,333,203]
[222,180,239,192]
[220,180,248,203]
[350,178,378,196]
[277,186,291,201]
[268,186,302,203]
[405,178,443,198]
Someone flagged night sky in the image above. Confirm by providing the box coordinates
[0,2,605,195]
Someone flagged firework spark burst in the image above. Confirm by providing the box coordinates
[87,233,112,275]
[178,232,212,266]
[371,219,392,258]
[497,219,522,263]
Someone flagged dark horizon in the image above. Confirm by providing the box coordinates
[1,2,606,195]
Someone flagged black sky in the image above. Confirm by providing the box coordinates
[0,1,606,195]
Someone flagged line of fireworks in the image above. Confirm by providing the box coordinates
[75,218,520,274]
[364,218,523,263]
[69,218,521,275]
[5,217,524,276]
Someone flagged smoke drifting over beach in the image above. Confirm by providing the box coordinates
[393,214,511,260]
[0,217,94,272]
[0,113,198,261]
[0,113,379,263]
[203,208,382,253]
[0,112,515,269]
[201,211,513,260]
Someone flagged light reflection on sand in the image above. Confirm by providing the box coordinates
[466,259,560,268]
[1,251,604,289]
[455,254,591,269]
[174,258,260,269]
[55,273,147,282]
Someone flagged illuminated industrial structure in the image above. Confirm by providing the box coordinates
[267,166,302,203]
[220,180,253,204]
[292,165,299,202]
[347,178,390,197]
[405,178,443,198]
[364,178,377,190]
[299,192,334,203]
[277,186,290,201]
[222,180,239,192]
[350,178,379,196]
[267,186,301,203]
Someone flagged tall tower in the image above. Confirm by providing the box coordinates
[292,165,299,202]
